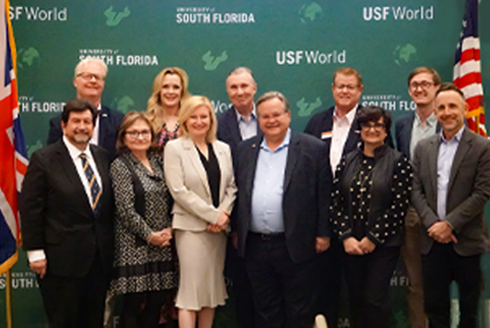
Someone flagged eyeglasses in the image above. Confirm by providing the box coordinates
[409,81,434,90]
[125,130,151,139]
[76,72,104,82]
[360,123,385,131]
[334,84,359,91]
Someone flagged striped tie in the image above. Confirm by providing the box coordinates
[79,153,102,215]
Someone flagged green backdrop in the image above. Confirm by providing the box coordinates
[2,0,490,327]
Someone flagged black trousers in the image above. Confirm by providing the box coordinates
[343,246,400,328]
[245,233,315,328]
[37,253,110,328]
[422,243,482,328]
[224,240,256,328]
[314,237,342,328]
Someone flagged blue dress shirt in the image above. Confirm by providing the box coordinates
[235,106,258,141]
[437,127,464,221]
[250,129,291,233]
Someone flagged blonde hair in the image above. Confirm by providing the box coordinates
[147,67,190,132]
[74,58,108,79]
[178,96,217,143]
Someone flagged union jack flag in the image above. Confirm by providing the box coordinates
[0,0,28,275]
[453,0,486,137]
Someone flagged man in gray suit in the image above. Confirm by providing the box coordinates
[412,82,490,328]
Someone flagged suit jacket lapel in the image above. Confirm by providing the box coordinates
[98,107,109,147]
[226,107,243,146]
[283,133,299,192]
[182,138,211,197]
[447,128,471,194]
[212,142,227,200]
[245,138,261,202]
[428,136,440,196]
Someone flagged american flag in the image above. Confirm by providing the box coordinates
[453,0,486,137]
[0,0,28,275]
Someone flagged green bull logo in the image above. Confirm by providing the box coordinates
[105,6,130,26]
[112,96,135,114]
[297,97,322,117]
[27,140,43,157]
[202,51,228,71]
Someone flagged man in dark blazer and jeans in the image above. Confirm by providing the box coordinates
[21,99,114,328]
[412,83,490,328]
[234,91,332,328]
[217,67,262,328]
[395,67,440,328]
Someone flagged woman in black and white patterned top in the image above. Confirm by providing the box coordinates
[110,111,178,328]
[331,106,413,328]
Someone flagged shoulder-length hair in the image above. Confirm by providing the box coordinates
[178,96,217,144]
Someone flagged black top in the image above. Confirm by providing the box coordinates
[197,143,221,208]
[349,155,375,240]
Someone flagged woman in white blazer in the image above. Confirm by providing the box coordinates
[164,96,237,328]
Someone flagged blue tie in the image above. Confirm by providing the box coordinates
[79,153,102,215]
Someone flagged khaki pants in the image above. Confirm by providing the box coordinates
[401,206,427,328]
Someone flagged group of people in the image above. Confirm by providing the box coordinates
[19,57,490,328]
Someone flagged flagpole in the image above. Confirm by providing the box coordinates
[6,269,13,328]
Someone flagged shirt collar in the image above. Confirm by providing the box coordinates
[260,128,291,152]
[334,105,357,124]
[235,104,256,122]
[415,112,437,127]
[63,136,92,161]
[440,126,464,143]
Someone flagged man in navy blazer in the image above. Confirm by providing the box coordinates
[217,67,262,328]
[394,67,441,328]
[234,91,331,328]
[304,67,391,327]
[47,58,123,160]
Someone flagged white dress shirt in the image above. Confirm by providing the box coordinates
[330,106,357,174]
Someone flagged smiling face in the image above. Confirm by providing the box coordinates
[186,105,211,140]
[124,119,153,153]
[360,117,387,150]
[160,73,183,109]
[62,109,95,150]
[258,97,291,142]
[73,61,105,105]
[408,72,439,107]
[226,72,257,114]
[434,90,467,139]
[332,73,363,114]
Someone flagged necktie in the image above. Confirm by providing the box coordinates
[79,153,102,215]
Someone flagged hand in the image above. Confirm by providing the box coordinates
[428,221,457,244]
[216,211,230,230]
[315,237,331,253]
[30,259,47,279]
[343,237,363,255]
[207,223,222,233]
[148,229,172,247]
[359,237,376,254]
